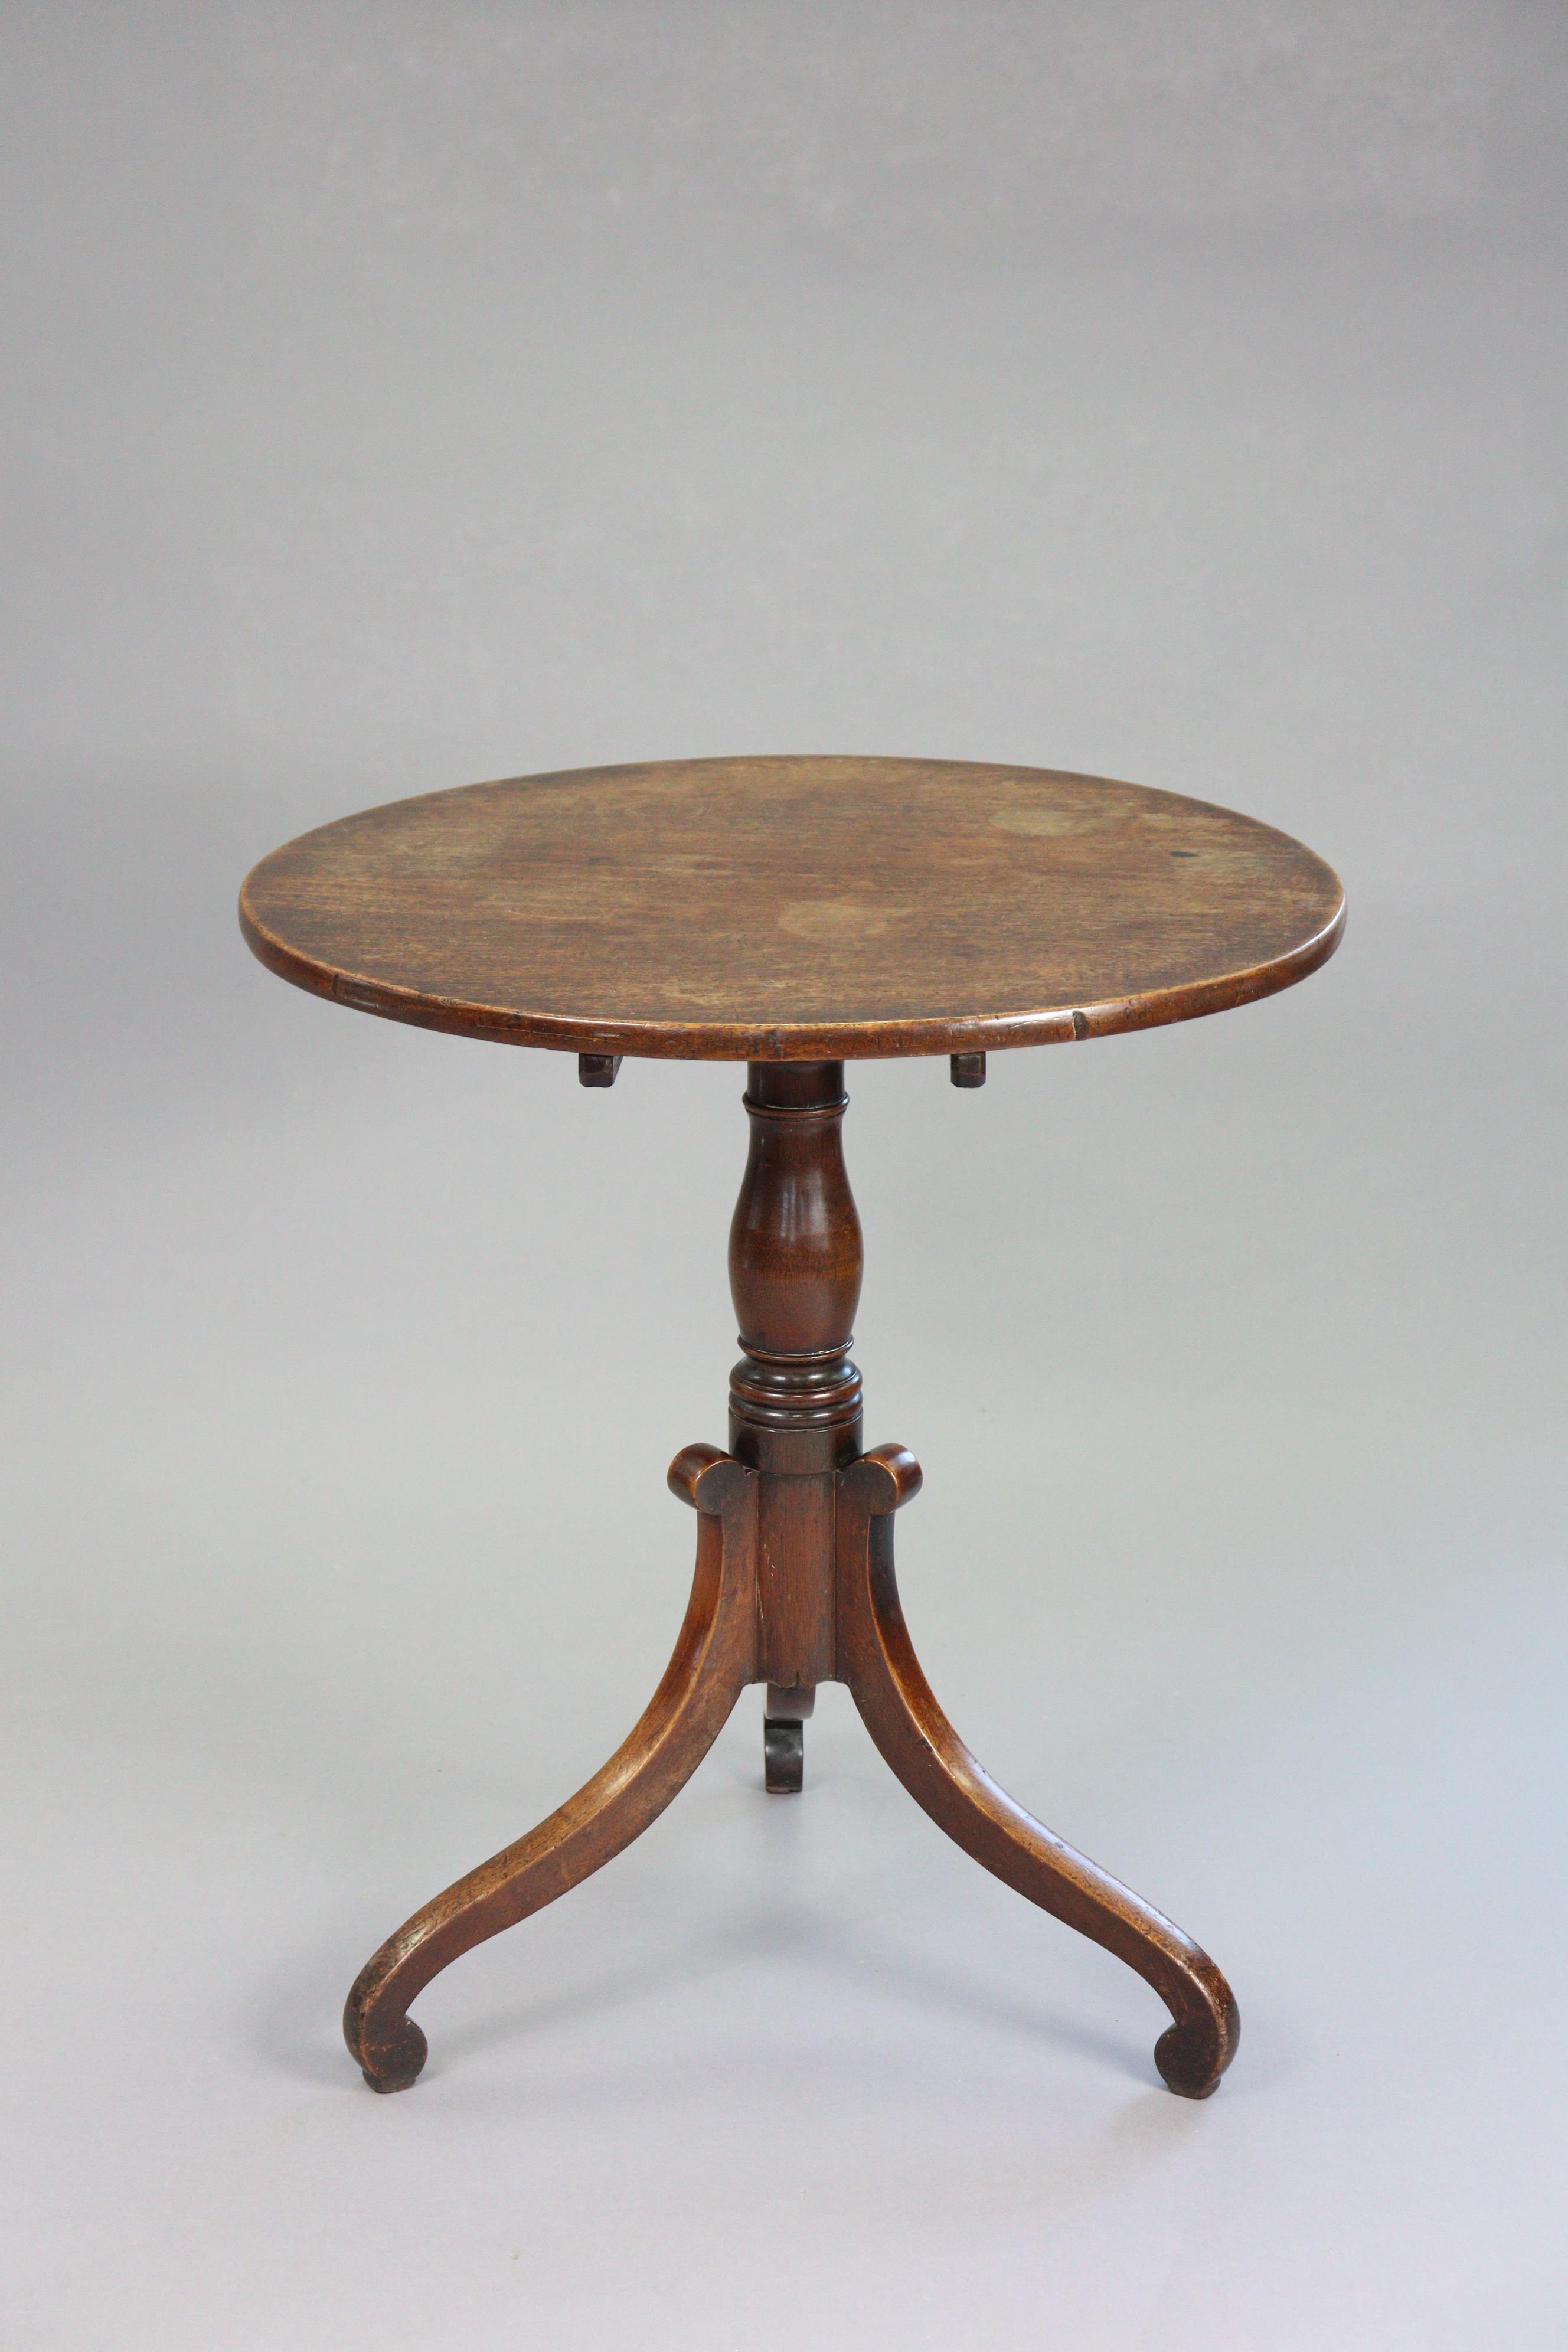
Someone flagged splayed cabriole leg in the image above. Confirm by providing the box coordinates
[838,1452,1240,2098]
[835,1446,1240,2098]
[343,1446,758,2091]
[347,1055,1239,2101]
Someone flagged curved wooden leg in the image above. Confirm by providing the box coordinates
[344,1446,758,2091]
[836,1448,1240,2099]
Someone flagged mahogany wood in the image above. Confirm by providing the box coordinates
[728,1061,861,1720]
[346,1446,757,2090]
[837,1448,1238,2096]
[763,1683,815,1794]
[238,756,1344,1063]
[762,1714,806,1794]
[338,1060,1243,2098]
[235,760,1338,2105]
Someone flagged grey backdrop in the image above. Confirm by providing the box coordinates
[4,6,1565,2346]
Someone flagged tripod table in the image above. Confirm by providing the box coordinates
[239,754,1344,2101]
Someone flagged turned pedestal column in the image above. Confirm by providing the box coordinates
[728,1060,860,1786]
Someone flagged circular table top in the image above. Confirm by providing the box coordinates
[239,756,1344,1061]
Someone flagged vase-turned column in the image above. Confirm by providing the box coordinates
[727,1060,863,1701]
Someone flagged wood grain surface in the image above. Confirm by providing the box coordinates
[340,1057,1243,2098]
[240,756,1344,1062]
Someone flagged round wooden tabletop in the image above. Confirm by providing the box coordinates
[239,756,1344,1062]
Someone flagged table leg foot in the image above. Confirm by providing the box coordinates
[837,1448,1240,2100]
[762,1683,814,1793]
[358,2015,428,2095]
[763,1716,803,1791]
[344,1446,758,2090]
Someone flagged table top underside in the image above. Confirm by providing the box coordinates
[239,756,1344,1060]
